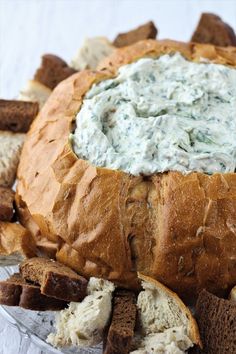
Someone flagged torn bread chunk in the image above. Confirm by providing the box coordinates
[0,131,25,187]
[191,13,236,47]
[131,327,193,354]
[18,80,52,109]
[195,289,236,354]
[34,54,77,90]
[103,289,137,354]
[20,257,88,302]
[229,286,236,302]
[0,273,66,311]
[113,21,157,48]
[71,37,114,71]
[0,187,15,221]
[0,99,39,133]
[47,277,115,348]
[130,274,201,353]
[0,222,36,266]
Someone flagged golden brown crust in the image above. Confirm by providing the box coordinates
[98,39,236,72]
[0,222,36,260]
[16,40,236,299]
[148,172,236,300]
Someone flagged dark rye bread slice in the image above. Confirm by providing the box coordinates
[0,187,15,221]
[113,21,157,48]
[34,54,77,90]
[103,290,137,354]
[20,257,88,302]
[0,99,39,133]
[0,273,66,311]
[191,13,236,47]
[194,290,236,354]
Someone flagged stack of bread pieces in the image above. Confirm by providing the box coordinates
[0,257,87,310]
[0,98,37,265]
[0,257,202,353]
[0,12,236,354]
[0,48,80,265]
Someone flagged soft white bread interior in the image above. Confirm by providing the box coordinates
[47,277,115,348]
[131,328,192,354]
[131,273,201,353]
[0,131,25,187]
[229,286,236,302]
[18,80,51,109]
[71,37,114,70]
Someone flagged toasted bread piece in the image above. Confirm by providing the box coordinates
[113,21,157,48]
[71,37,114,71]
[0,221,36,266]
[0,187,15,221]
[195,290,236,353]
[0,130,25,187]
[229,286,236,302]
[103,289,137,354]
[18,80,52,109]
[34,54,77,90]
[191,13,236,47]
[0,99,39,133]
[0,273,66,311]
[131,273,201,353]
[20,257,88,302]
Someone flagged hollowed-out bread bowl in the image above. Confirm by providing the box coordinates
[16,40,236,301]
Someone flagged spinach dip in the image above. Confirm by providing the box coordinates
[72,52,236,175]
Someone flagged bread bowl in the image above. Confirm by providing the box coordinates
[16,39,236,300]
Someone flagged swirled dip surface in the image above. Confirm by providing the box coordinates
[72,53,236,175]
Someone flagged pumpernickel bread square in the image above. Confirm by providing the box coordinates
[103,289,137,354]
[0,187,15,221]
[191,13,236,47]
[0,99,39,133]
[113,21,157,48]
[195,289,236,354]
[0,273,66,311]
[34,54,77,90]
[20,257,88,302]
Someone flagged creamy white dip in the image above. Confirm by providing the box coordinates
[72,53,236,175]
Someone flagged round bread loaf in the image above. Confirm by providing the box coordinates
[16,40,236,300]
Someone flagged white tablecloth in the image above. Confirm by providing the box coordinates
[0,0,235,353]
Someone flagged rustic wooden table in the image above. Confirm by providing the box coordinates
[0,0,235,353]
